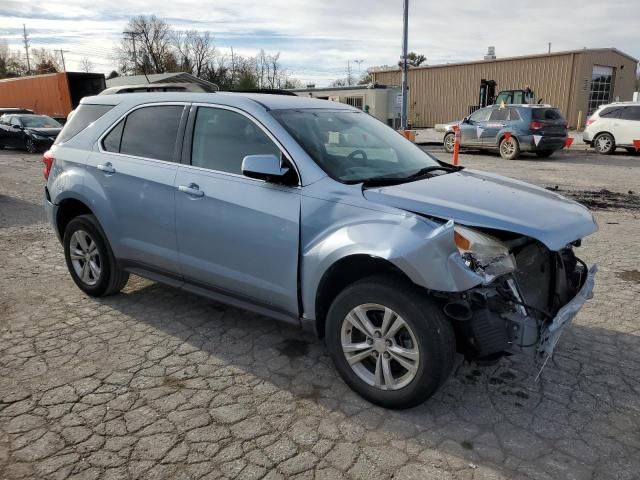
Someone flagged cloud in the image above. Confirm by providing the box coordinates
[1,0,638,84]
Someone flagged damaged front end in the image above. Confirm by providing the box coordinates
[442,229,596,371]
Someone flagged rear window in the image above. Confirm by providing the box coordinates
[55,104,114,144]
[532,108,564,121]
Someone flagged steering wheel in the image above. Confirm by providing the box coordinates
[347,149,368,162]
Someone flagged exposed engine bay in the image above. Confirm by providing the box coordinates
[441,235,595,368]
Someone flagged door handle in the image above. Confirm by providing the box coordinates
[178,183,204,197]
[97,162,115,174]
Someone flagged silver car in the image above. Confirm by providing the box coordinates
[44,92,597,408]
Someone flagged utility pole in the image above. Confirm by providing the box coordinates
[22,24,31,74]
[401,0,410,129]
[548,42,552,54]
[353,59,364,74]
[347,60,353,86]
[56,50,68,71]
[123,30,138,75]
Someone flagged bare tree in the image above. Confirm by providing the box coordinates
[31,48,61,74]
[117,15,174,74]
[173,30,215,77]
[79,56,94,73]
[0,39,25,78]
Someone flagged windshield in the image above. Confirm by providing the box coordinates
[271,109,440,183]
[21,116,62,128]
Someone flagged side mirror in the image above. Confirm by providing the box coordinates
[241,154,289,181]
[462,116,471,124]
[12,124,22,130]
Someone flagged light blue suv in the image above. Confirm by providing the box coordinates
[45,93,596,408]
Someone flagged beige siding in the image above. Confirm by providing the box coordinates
[372,49,638,128]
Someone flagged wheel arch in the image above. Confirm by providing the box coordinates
[313,254,414,338]
[56,197,95,238]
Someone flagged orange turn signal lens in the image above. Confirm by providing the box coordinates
[454,231,471,251]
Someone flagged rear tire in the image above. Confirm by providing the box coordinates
[499,136,520,160]
[325,275,455,409]
[443,132,455,153]
[535,150,555,158]
[593,133,615,155]
[63,214,129,297]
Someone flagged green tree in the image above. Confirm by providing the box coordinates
[398,52,426,68]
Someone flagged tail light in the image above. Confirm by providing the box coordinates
[43,150,54,180]
[585,117,596,126]
[529,121,545,130]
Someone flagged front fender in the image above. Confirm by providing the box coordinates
[300,196,483,320]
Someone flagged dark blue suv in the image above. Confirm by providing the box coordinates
[443,105,568,159]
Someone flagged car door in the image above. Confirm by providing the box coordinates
[174,104,301,318]
[460,107,491,146]
[87,103,188,274]
[483,107,510,146]
[4,116,25,148]
[616,106,640,145]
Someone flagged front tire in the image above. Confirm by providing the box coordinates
[443,132,455,153]
[25,138,38,154]
[594,133,615,154]
[63,214,129,297]
[325,276,455,409]
[499,136,520,160]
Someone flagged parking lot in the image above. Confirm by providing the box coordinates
[1,146,639,480]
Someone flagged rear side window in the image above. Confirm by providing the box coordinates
[532,108,564,121]
[620,106,640,121]
[508,108,521,121]
[102,120,124,152]
[489,109,509,121]
[55,104,113,144]
[598,106,622,119]
[103,105,184,162]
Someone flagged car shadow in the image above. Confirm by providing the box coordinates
[0,194,46,228]
[95,277,640,477]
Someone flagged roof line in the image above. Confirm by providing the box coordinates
[371,48,639,74]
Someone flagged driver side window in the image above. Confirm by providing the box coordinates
[470,108,491,123]
[191,107,282,175]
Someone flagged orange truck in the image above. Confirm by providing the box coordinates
[0,72,106,122]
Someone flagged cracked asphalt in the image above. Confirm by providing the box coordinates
[1,147,639,480]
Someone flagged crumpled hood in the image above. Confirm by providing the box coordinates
[363,169,598,251]
[27,127,61,137]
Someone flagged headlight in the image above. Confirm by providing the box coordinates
[454,225,516,281]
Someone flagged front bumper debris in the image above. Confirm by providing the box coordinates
[536,264,597,368]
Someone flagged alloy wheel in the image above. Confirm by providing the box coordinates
[595,134,612,153]
[25,139,37,154]
[340,303,420,391]
[69,230,101,286]
[444,134,455,152]
[500,139,516,157]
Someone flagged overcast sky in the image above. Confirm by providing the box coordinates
[1,0,639,85]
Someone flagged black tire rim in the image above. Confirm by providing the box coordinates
[25,139,37,154]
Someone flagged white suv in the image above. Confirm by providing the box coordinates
[583,102,640,154]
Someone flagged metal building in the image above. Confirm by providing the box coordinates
[290,84,402,127]
[371,48,638,128]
